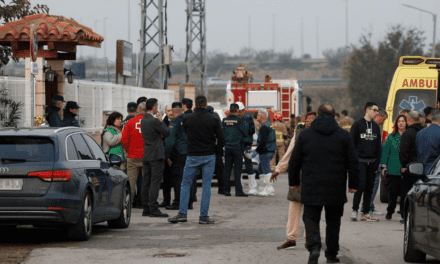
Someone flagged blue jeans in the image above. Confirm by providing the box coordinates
[258,152,274,175]
[179,155,216,217]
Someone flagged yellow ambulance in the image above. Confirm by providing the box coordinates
[383,56,439,140]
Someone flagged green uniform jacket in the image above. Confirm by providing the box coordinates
[381,133,402,175]
[242,115,255,146]
[164,113,188,158]
[63,112,80,127]
[222,113,247,150]
[256,120,277,154]
[47,106,62,127]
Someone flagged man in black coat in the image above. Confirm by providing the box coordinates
[141,98,170,218]
[289,104,359,264]
[399,110,424,220]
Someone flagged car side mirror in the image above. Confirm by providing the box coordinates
[407,162,429,182]
[109,154,123,167]
[407,162,424,176]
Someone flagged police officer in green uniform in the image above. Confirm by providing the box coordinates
[47,95,65,127]
[164,102,191,209]
[223,103,248,197]
[254,108,277,196]
[63,101,80,127]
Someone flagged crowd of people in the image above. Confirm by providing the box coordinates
[43,92,439,264]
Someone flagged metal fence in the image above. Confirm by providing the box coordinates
[0,77,30,128]
[0,77,174,131]
[64,80,174,132]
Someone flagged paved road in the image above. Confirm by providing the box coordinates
[1,173,439,264]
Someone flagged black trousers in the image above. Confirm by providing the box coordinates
[352,161,376,214]
[400,174,417,219]
[386,174,402,215]
[162,159,173,204]
[142,159,164,213]
[215,152,225,192]
[303,204,344,258]
[224,148,244,194]
[170,152,187,205]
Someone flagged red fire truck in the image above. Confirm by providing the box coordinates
[226,65,304,121]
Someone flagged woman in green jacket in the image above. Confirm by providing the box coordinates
[381,114,407,220]
[102,112,125,170]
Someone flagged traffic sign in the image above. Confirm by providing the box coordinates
[30,24,38,62]
[31,61,38,75]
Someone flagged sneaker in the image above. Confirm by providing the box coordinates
[361,213,379,222]
[277,239,296,250]
[385,212,392,220]
[167,213,187,223]
[371,210,383,216]
[350,210,358,221]
[199,216,215,224]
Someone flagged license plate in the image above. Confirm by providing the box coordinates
[0,179,23,190]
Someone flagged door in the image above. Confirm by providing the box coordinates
[427,177,440,251]
[412,180,430,246]
[69,133,109,218]
[45,75,58,113]
[82,134,121,216]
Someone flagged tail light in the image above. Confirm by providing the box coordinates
[47,207,68,210]
[382,131,388,143]
[28,170,71,182]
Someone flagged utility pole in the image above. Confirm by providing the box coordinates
[94,19,99,59]
[316,17,319,59]
[139,0,166,89]
[185,0,207,96]
[301,17,304,57]
[104,17,108,59]
[345,0,348,48]
[128,0,131,42]
[248,15,251,50]
[272,14,275,52]
[402,4,436,57]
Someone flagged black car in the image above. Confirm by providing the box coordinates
[403,162,440,262]
[0,127,131,241]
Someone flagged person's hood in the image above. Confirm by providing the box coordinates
[408,123,424,132]
[311,115,340,135]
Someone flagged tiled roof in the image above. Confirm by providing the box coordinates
[0,14,103,47]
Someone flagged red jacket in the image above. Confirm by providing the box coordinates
[121,114,145,159]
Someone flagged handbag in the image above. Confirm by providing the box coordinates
[287,186,301,202]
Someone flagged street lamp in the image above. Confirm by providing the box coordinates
[64,68,75,84]
[43,66,55,82]
[402,4,437,57]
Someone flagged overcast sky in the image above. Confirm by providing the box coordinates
[33,0,440,61]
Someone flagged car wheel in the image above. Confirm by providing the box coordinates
[380,176,388,203]
[403,206,426,262]
[108,185,131,229]
[67,190,93,241]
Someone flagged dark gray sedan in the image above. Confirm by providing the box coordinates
[0,127,131,241]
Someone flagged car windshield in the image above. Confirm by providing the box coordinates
[0,137,55,163]
[392,89,436,121]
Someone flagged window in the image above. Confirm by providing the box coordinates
[0,137,54,162]
[70,134,93,160]
[82,134,107,162]
[392,89,436,122]
[66,136,79,160]
[430,156,440,176]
